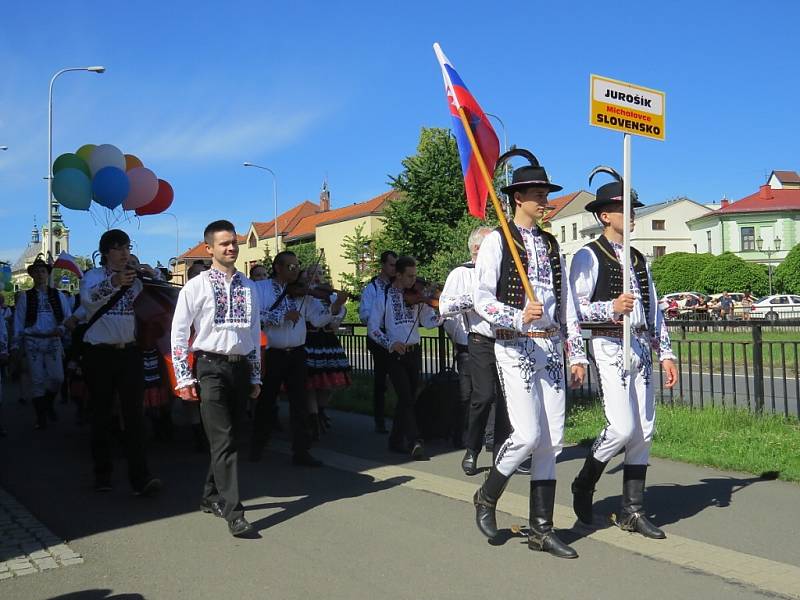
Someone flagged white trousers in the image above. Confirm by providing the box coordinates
[589,333,655,465]
[23,337,64,398]
[493,337,565,480]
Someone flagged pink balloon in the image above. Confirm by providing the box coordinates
[122,167,159,210]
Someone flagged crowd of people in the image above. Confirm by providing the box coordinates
[0,154,682,555]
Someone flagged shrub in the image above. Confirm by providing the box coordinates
[695,252,769,296]
[650,252,714,295]
[773,243,800,294]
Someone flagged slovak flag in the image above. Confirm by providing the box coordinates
[53,252,83,278]
[433,42,500,219]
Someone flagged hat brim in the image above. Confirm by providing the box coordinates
[584,198,644,212]
[501,180,563,194]
[27,264,53,276]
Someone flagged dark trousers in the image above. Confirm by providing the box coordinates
[465,333,508,454]
[196,354,249,522]
[453,346,471,444]
[387,347,421,446]
[254,347,310,454]
[83,344,150,489]
[367,337,390,425]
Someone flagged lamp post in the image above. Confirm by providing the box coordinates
[756,236,782,295]
[243,162,279,254]
[48,66,105,264]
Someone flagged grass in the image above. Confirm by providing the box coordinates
[334,373,800,482]
[672,331,798,375]
[566,401,800,482]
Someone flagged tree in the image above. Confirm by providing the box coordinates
[338,223,375,298]
[694,252,769,296]
[375,126,501,285]
[773,242,800,294]
[287,241,328,278]
[53,255,92,293]
[650,252,714,296]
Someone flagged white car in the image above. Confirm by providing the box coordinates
[749,295,800,321]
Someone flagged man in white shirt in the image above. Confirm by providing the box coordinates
[11,256,71,429]
[358,250,396,433]
[472,161,587,559]
[569,168,678,539]
[439,226,509,475]
[80,229,160,497]
[368,256,440,460]
[252,251,345,467]
[171,220,261,538]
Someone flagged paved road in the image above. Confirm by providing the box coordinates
[1,387,799,599]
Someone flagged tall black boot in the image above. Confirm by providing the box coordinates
[528,480,578,558]
[473,467,509,540]
[44,392,58,422]
[571,456,607,525]
[32,397,47,430]
[618,465,665,539]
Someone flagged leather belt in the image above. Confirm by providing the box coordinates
[268,346,304,353]
[468,332,496,343]
[196,350,246,363]
[495,328,559,341]
[587,325,649,339]
[90,342,137,350]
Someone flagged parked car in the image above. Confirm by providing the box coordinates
[658,292,708,318]
[749,295,800,321]
[708,293,746,319]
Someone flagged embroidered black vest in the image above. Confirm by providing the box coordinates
[587,235,651,329]
[24,287,64,328]
[496,224,563,322]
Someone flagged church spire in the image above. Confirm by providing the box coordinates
[31,217,40,244]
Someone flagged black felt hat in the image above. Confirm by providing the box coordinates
[498,149,562,195]
[26,254,52,276]
[584,166,644,212]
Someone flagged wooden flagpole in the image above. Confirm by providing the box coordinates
[456,106,538,304]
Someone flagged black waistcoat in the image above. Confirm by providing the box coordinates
[496,223,563,322]
[24,287,64,328]
[586,235,651,328]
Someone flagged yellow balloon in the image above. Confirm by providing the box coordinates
[125,154,144,171]
[76,144,96,163]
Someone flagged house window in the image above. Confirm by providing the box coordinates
[706,230,712,253]
[652,220,665,231]
[560,226,565,243]
[248,233,257,249]
[741,226,755,251]
[55,241,61,254]
[572,223,577,240]
[653,246,666,258]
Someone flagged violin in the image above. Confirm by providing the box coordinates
[286,281,346,302]
[403,277,442,309]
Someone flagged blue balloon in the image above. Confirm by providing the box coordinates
[52,167,92,211]
[92,166,130,209]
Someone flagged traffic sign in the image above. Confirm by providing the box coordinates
[590,74,665,141]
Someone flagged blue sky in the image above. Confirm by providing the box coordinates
[1,0,798,267]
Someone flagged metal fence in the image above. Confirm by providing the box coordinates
[338,320,800,417]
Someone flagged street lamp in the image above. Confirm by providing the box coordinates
[48,66,106,264]
[243,162,279,254]
[756,236,782,295]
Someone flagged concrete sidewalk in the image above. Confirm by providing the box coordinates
[1,387,798,600]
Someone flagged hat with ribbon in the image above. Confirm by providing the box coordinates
[26,254,52,276]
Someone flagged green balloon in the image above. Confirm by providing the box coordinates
[53,153,90,178]
[76,144,96,163]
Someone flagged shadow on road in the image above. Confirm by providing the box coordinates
[47,591,144,600]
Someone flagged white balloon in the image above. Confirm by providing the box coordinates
[88,144,126,176]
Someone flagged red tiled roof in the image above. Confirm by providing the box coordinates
[771,170,800,184]
[284,191,399,242]
[542,191,581,222]
[714,186,800,215]
[252,201,320,239]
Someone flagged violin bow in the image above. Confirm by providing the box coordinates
[293,248,326,327]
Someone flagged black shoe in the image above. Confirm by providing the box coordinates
[94,479,113,493]
[200,499,225,518]
[228,517,253,537]
[410,440,426,461]
[529,480,578,559]
[619,465,665,539]
[375,422,389,434]
[133,478,162,497]
[461,450,479,476]
[292,452,323,467]
[516,457,531,475]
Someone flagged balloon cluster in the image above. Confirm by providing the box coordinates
[52,144,173,216]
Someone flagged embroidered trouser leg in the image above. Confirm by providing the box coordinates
[589,334,655,465]
[493,337,566,480]
[24,338,63,398]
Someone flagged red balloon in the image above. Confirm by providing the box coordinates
[136,179,174,216]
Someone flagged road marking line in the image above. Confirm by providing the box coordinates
[279,443,800,599]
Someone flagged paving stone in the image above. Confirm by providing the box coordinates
[13,568,37,576]
[0,572,13,580]
[9,560,33,570]
[61,557,84,566]
[28,549,51,559]
[34,557,59,570]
